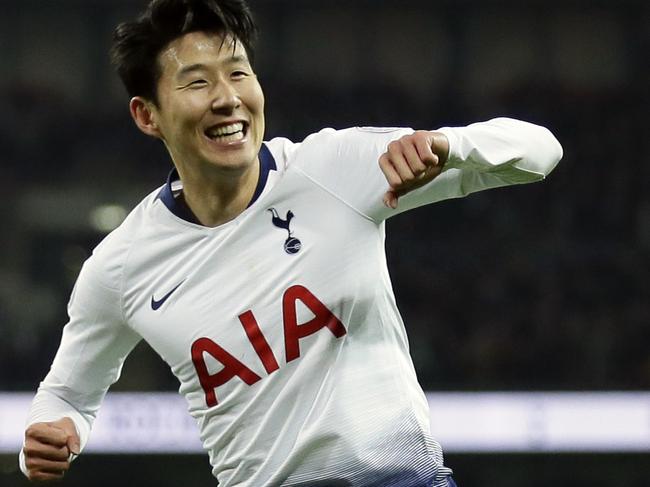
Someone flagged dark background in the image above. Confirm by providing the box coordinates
[1,0,648,485]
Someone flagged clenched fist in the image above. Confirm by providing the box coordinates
[23,417,80,482]
[379,130,449,209]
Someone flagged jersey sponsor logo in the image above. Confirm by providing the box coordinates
[150,280,184,310]
[191,284,347,407]
[268,207,302,254]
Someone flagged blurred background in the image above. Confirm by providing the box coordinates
[0,0,648,485]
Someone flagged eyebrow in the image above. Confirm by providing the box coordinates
[176,56,249,78]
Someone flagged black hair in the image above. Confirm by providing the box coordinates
[110,0,257,104]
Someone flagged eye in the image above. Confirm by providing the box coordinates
[231,70,249,79]
[187,79,208,88]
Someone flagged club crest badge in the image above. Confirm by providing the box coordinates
[268,208,302,255]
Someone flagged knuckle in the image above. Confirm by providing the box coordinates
[387,141,399,154]
[388,174,402,187]
[409,154,425,167]
[23,445,38,457]
[401,138,415,150]
[397,167,413,180]
[28,471,44,482]
[402,174,415,184]
[54,447,68,459]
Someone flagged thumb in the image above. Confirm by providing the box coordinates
[66,433,81,456]
[383,190,398,210]
[54,417,81,455]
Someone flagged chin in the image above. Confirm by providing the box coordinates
[205,152,257,173]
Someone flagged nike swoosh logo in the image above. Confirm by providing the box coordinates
[151,281,184,311]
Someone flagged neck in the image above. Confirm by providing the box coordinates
[177,158,260,227]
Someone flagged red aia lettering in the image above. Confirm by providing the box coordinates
[238,310,280,374]
[283,285,347,362]
[191,285,347,407]
[191,338,261,407]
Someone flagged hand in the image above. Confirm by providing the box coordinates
[379,130,449,209]
[23,417,80,482]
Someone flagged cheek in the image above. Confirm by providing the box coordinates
[257,86,265,111]
[249,80,265,113]
[252,87,265,134]
[253,97,265,140]
[167,100,205,134]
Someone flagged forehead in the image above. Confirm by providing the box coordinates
[158,31,249,75]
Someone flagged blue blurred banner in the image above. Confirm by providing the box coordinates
[3,392,649,454]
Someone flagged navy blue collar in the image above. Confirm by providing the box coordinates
[157,143,277,225]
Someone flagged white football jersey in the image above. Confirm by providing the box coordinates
[22,118,562,486]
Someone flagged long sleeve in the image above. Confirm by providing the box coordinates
[19,247,142,475]
[383,117,562,218]
[286,118,562,222]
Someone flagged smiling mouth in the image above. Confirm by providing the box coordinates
[205,122,248,144]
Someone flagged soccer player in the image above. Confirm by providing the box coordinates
[19,0,563,485]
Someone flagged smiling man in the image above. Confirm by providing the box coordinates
[19,1,562,486]
[131,30,266,227]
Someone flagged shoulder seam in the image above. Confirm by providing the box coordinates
[117,209,149,326]
[107,204,145,326]
[292,166,380,224]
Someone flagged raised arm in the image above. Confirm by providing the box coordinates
[288,118,561,222]
[379,117,563,213]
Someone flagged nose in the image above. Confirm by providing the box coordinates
[210,79,241,113]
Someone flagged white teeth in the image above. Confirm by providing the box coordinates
[212,131,245,143]
[207,122,244,138]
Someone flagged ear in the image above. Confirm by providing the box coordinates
[129,97,162,139]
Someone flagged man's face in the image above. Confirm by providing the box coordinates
[150,31,265,176]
